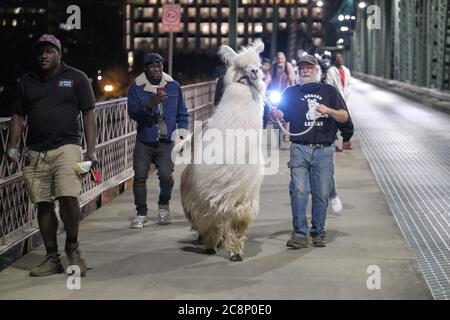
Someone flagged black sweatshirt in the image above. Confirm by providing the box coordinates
[278,83,347,144]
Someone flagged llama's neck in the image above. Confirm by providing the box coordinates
[222,83,263,110]
[212,82,264,130]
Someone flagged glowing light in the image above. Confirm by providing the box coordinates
[269,91,282,104]
[104,84,114,92]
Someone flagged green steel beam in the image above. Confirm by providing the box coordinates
[351,0,449,91]
[229,0,238,50]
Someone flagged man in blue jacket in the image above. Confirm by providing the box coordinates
[127,53,189,228]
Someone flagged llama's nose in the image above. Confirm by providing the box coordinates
[250,69,258,79]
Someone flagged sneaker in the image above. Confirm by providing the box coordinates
[29,253,64,277]
[312,236,326,247]
[65,242,88,276]
[158,204,171,225]
[335,146,343,152]
[343,142,353,150]
[130,215,149,229]
[286,236,308,249]
[330,196,343,213]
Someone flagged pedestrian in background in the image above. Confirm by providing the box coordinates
[127,53,189,228]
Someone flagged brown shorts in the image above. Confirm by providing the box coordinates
[23,144,83,203]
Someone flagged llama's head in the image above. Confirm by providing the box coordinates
[218,40,266,95]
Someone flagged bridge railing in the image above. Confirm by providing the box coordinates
[0,80,216,254]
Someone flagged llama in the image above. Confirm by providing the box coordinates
[180,40,266,261]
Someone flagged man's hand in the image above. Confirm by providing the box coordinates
[8,115,25,162]
[316,104,330,116]
[6,146,20,163]
[317,104,348,122]
[172,128,190,144]
[269,109,284,121]
[147,90,168,110]
[176,128,189,140]
[85,150,98,168]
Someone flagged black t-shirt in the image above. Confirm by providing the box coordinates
[13,62,95,151]
[278,83,346,144]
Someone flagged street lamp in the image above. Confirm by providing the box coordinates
[359,2,367,9]
[104,84,114,93]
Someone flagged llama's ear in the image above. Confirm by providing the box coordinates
[251,40,264,55]
[218,45,238,64]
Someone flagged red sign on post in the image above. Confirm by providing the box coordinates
[162,3,181,33]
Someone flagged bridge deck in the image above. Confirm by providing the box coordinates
[0,80,439,300]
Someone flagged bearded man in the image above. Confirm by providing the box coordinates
[270,55,349,249]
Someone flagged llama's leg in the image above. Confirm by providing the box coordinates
[180,166,193,223]
[202,225,223,255]
[217,236,224,249]
[227,213,252,262]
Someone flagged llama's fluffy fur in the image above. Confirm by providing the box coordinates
[180,41,266,261]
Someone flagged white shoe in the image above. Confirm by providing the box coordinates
[130,215,149,229]
[158,205,171,225]
[330,196,343,213]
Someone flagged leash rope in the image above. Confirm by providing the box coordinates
[262,95,318,137]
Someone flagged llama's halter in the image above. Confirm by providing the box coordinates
[235,65,261,88]
[238,75,251,85]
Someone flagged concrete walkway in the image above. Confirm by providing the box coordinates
[0,137,432,299]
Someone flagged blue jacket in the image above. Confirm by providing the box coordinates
[127,72,189,143]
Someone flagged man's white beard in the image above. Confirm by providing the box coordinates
[300,69,322,84]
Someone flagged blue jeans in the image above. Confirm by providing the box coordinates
[330,176,337,199]
[133,140,174,216]
[330,151,338,199]
[288,143,335,238]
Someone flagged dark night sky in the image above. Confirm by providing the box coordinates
[0,0,125,115]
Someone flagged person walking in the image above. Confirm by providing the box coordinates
[270,55,349,248]
[7,34,98,277]
[127,53,189,228]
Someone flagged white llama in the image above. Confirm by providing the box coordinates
[180,40,266,261]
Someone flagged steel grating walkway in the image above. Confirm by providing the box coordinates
[350,79,450,300]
